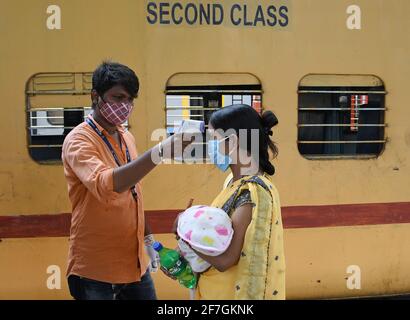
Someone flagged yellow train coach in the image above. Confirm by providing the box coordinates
[0,0,409,299]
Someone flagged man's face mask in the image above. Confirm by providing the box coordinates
[207,136,236,172]
[98,97,133,126]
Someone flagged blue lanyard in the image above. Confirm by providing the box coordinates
[86,118,138,200]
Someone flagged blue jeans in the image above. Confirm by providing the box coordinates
[68,272,157,300]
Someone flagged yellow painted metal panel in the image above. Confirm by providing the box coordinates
[299,74,384,87]
[0,0,409,299]
[0,234,188,300]
[182,95,190,120]
[167,73,261,87]
[3,225,410,299]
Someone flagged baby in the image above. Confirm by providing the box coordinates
[177,205,234,273]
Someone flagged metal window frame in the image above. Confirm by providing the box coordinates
[25,72,94,164]
[297,75,387,160]
[164,81,263,162]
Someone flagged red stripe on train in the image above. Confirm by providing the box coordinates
[0,202,410,238]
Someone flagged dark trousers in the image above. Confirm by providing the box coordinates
[68,272,157,300]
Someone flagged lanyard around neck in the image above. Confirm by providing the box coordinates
[86,118,138,200]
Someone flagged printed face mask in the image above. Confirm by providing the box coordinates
[98,98,133,125]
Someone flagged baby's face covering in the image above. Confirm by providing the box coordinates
[177,205,234,256]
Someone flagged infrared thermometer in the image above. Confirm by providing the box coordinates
[176,120,205,134]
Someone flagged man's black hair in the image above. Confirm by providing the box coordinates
[92,61,139,98]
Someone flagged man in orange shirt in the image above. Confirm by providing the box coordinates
[62,61,185,300]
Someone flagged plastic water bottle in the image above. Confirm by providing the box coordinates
[153,242,197,289]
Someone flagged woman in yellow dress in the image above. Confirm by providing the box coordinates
[175,104,285,300]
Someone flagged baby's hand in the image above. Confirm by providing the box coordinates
[173,198,194,237]
[172,212,184,237]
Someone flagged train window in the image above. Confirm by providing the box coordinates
[298,74,387,159]
[26,73,129,163]
[165,73,262,162]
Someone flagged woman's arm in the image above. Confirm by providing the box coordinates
[190,203,253,272]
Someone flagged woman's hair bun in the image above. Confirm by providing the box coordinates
[261,110,278,129]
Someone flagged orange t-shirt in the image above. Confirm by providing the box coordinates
[62,115,148,284]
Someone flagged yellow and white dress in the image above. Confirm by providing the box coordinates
[196,173,286,300]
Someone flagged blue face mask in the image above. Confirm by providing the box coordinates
[207,137,232,172]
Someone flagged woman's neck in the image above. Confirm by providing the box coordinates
[230,164,263,183]
[92,108,117,135]
[230,166,242,183]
